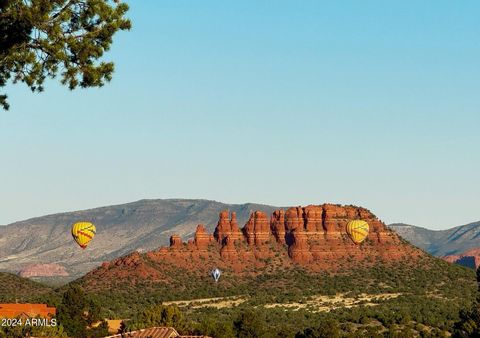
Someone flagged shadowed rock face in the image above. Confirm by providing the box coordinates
[443,248,480,269]
[87,204,423,286]
[214,211,243,244]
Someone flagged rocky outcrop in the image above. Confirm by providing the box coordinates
[101,251,162,280]
[285,207,304,232]
[304,205,323,233]
[214,211,243,244]
[220,236,239,260]
[18,263,69,278]
[288,230,313,263]
[92,203,421,282]
[194,224,212,250]
[443,248,480,269]
[243,211,270,245]
[170,235,183,248]
[270,210,286,244]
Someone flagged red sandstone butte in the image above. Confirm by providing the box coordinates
[19,263,69,278]
[85,204,423,284]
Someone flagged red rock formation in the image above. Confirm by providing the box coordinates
[285,207,304,232]
[304,205,323,233]
[214,211,243,244]
[243,211,271,245]
[170,234,183,248]
[214,210,230,243]
[220,236,239,260]
[444,248,480,269]
[288,229,313,263]
[19,264,69,278]
[102,251,161,280]
[230,212,240,232]
[194,224,212,250]
[270,209,286,244]
[115,251,142,267]
[322,204,347,239]
[85,204,423,285]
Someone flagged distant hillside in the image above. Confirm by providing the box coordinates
[0,272,52,302]
[389,221,480,256]
[0,199,279,279]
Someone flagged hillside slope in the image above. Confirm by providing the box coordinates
[0,272,52,302]
[66,204,477,336]
[0,199,279,278]
[76,204,424,304]
[389,221,480,256]
[2,204,476,336]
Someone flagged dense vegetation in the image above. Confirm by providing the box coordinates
[0,0,131,110]
[0,272,52,302]
[0,258,477,337]
[116,262,480,337]
[453,267,480,338]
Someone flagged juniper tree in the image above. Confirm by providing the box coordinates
[0,0,131,110]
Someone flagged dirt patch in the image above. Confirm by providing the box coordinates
[164,296,247,309]
[264,293,401,312]
[162,293,401,312]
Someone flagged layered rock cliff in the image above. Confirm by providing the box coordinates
[92,204,422,282]
[18,263,69,278]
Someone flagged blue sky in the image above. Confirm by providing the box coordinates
[1,1,479,229]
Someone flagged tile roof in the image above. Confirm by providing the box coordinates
[105,326,178,338]
[0,304,56,318]
[103,327,211,338]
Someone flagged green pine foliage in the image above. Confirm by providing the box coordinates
[126,304,185,332]
[0,0,131,110]
[0,320,68,338]
[56,285,109,338]
[64,257,475,337]
[0,259,477,336]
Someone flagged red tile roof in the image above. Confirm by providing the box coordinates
[0,304,56,318]
[104,326,211,338]
[104,326,178,338]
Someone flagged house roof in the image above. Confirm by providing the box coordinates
[103,326,211,338]
[104,326,179,338]
[0,304,56,318]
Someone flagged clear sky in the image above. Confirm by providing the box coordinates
[1,1,479,229]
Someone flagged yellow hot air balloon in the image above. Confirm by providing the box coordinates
[346,220,369,245]
[71,222,96,249]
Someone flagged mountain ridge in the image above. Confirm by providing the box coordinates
[388,221,480,256]
[0,198,281,278]
[1,198,478,281]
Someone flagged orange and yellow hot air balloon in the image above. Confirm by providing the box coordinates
[346,220,369,245]
[71,221,96,249]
